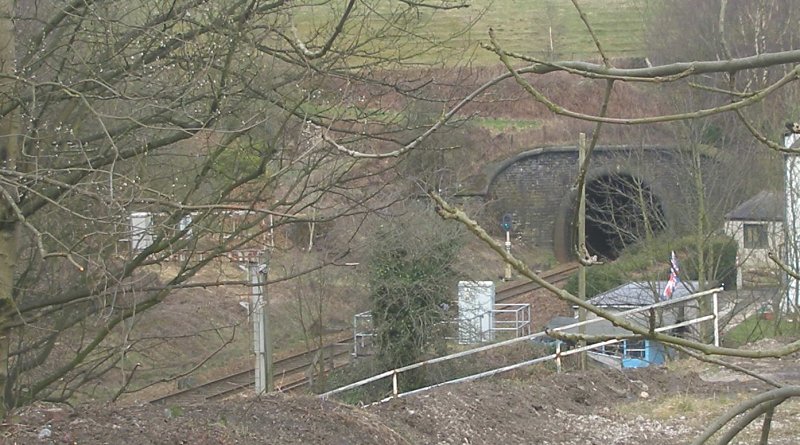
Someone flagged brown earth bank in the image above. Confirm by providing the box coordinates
[6,357,800,445]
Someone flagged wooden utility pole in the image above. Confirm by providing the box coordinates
[0,0,18,415]
[578,133,588,371]
[249,254,273,394]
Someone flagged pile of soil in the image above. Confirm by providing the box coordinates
[5,358,799,444]
[374,367,719,445]
[4,394,406,445]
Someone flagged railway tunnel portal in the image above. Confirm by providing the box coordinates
[466,145,685,263]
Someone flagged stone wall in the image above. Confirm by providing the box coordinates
[476,145,687,261]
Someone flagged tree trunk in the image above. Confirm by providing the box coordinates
[0,0,18,416]
[0,227,16,415]
[692,144,712,343]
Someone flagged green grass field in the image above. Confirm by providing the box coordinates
[428,0,648,64]
[294,0,649,66]
[724,313,800,347]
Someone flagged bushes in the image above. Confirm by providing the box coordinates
[682,236,738,290]
[564,264,627,299]
[564,234,738,298]
[367,207,464,372]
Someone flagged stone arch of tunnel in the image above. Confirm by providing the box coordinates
[554,172,667,262]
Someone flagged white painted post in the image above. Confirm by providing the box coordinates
[249,254,272,394]
[504,230,512,281]
[712,292,720,347]
[352,314,358,357]
[555,341,562,373]
[392,371,398,397]
[784,133,800,311]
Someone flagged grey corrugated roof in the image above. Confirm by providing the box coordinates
[725,191,783,221]
[586,281,699,307]
[546,316,633,336]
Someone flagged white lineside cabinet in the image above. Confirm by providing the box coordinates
[129,212,154,252]
[458,281,495,344]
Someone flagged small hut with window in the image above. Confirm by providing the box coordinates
[547,281,699,369]
[723,191,783,288]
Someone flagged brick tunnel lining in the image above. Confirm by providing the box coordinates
[560,173,666,261]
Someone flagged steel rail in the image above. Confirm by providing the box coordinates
[149,263,579,404]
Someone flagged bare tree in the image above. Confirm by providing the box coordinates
[413,2,800,443]
[0,0,474,414]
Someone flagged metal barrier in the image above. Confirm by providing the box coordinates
[354,303,533,354]
[490,303,531,338]
[353,311,374,357]
[325,288,722,404]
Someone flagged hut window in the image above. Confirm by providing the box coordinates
[743,223,768,249]
[624,339,646,359]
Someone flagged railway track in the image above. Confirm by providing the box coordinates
[149,262,579,405]
[496,262,578,302]
[150,337,352,405]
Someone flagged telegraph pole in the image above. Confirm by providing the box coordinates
[578,132,588,370]
[248,253,272,394]
[785,131,800,311]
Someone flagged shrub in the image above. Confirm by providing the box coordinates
[682,236,738,290]
[564,264,627,299]
[367,207,464,373]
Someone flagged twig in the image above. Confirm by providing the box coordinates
[488,28,800,125]
[735,109,800,154]
[570,0,609,66]
[673,345,783,388]
[759,405,774,445]
[111,362,141,402]
[428,190,800,359]
[692,386,800,445]
[767,251,800,280]
[715,400,779,445]
[398,0,470,9]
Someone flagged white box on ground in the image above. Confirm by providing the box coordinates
[458,281,495,344]
[129,212,154,252]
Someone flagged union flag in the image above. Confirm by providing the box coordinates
[662,251,679,300]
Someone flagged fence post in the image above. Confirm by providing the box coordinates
[352,314,358,357]
[392,371,398,397]
[713,292,720,347]
[555,341,562,373]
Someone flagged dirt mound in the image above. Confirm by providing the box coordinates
[5,394,406,445]
[374,367,716,445]
[5,364,795,444]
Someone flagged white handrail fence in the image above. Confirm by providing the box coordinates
[324,287,722,404]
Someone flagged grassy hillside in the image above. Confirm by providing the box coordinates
[430,0,649,64]
[295,0,649,66]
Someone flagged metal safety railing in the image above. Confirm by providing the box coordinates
[353,303,533,355]
[490,303,531,338]
[325,288,722,404]
[353,311,374,357]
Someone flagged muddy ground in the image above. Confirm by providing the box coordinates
[5,345,800,445]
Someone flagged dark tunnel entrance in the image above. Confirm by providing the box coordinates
[584,173,666,260]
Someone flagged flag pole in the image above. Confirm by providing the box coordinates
[578,132,587,371]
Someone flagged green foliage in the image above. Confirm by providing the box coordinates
[683,236,738,290]
[470,117,541,134]
[566,234,738,299]
[724,313,800,348]
[564,264,627,299]
[211,141,271,181]
[367,208,464,371]
[291,0,646,65]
